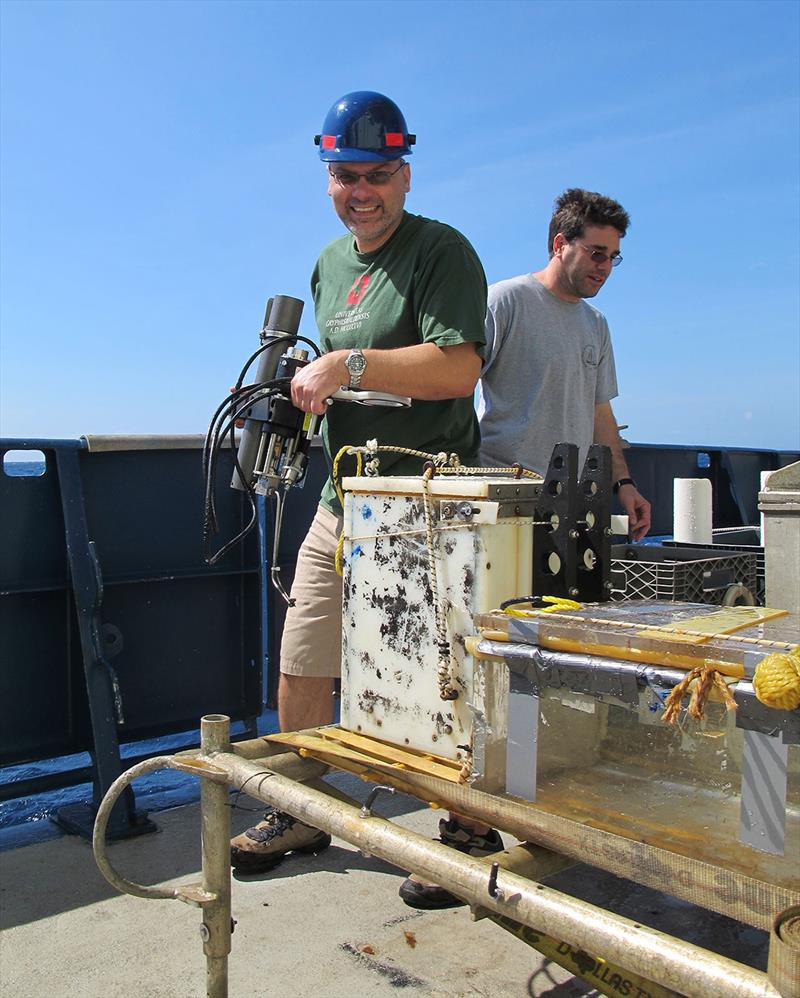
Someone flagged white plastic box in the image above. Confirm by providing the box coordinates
[340,475,535,776]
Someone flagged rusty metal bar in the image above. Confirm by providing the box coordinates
[200,715,232,998]
[212,749,781,998]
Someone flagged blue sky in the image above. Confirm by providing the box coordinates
[1,0,798,450]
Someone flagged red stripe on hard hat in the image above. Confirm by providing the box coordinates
[385,133,403,146]
[321,135,336,149]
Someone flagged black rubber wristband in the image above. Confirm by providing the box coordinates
[613,477,636,494]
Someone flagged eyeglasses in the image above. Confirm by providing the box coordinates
[575,241,623,267]
[328,161,406,188]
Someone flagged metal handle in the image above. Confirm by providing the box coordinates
[327,388,412,408]
[92,756,221,906]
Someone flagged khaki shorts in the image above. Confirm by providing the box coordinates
[280,505,343,678]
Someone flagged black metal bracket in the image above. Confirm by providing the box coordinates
[532,443,613,602]
[575,444,613,602]
[51,444,155,840]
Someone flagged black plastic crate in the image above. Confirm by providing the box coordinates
[611,544,758,605]
[666,529,765,603]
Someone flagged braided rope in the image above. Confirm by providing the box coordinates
[661,666,738,724]
[418,465,459,701]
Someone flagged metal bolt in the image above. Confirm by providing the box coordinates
[199,923,210,942]
[569,588,580,597]
[456,501,474,521]
[568,529,579,539]
[604,526,614,536]
[441,502,454,518]
[604,580,613,589]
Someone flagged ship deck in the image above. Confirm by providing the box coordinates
[0,771,771,998]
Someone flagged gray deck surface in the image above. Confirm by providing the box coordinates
[0,772,769,998]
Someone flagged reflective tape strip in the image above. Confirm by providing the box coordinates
[506,669,539,801]
[740,729,788,855]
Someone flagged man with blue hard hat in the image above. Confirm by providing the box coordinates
[231,91,500,908]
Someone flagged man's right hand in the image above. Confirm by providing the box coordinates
[618,484,651,541]
[291,351,348,415]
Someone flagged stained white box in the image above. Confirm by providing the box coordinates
[340,475,536,774]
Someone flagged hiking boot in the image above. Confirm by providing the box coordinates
[398,817,504,909]
[230,807,331,873]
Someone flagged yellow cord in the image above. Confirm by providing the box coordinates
[503,596,582,617]
[332,445,363,576]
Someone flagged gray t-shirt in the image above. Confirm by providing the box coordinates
[478,274,618,475]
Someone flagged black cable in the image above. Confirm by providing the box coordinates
[204,381,285,495]
[204,386,272,563]
[499,595,544,610]
[202,331,321,566]
[230,770,276,813]
[234,334,320,394]
[203,381,298,564]
[203,385,268,555]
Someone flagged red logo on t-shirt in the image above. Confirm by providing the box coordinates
[347,274,371,305]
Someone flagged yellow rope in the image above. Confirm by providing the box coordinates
[661,666,738,724]
[753,648,800,710]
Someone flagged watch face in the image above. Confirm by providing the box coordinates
[347,352,366,374]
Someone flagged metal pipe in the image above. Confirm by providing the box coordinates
[93,756,185,901]
[200,716,232,998]
[479,639,688,690]
[213,750,781,998]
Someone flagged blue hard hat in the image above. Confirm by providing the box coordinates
[314,91,416,162]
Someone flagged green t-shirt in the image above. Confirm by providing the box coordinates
[311,212,487,514]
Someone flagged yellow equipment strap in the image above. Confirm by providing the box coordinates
[485,911,680,998]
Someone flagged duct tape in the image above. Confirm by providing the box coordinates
[506,670,539,802]
[740,729,789,855]
[468,708,489,786]
[501,645,641,706]
[743,649,765,680]
[768,906,800,998]
[508,617,541,645]
[735,682,800,744]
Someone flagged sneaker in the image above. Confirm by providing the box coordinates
[398,817,504,909]
[230,807,332,872]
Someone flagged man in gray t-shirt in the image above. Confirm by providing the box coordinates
[479,188,651,540]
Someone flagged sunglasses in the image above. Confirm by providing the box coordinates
[328,161,406,188]
[575,241,623,268]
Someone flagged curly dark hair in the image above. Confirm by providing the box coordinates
[547,188,630,255]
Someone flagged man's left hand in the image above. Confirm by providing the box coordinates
[618,484,651,541]
[291,352,347,415]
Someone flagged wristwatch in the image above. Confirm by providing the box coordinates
[344,349,367,389]
[613,477,636,494]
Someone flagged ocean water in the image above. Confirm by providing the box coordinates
[3,458,46,477]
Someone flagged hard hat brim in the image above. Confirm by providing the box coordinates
[319,146,412,163]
